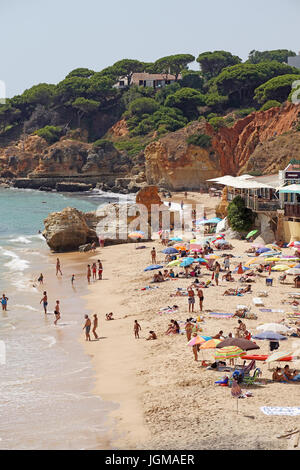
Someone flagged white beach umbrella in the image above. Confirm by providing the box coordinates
[286,268,300,275]
[256,323,292,334]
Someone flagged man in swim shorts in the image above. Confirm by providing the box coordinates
[188,287,195,313]
[40,291,48,314]
[83,315,91,341]
[54,300,61,325]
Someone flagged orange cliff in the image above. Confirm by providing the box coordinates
[206,102,300,176]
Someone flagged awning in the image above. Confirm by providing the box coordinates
[207,175,274,189]
[279,184,300,194]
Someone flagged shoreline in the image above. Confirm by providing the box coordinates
[78,191,300,450]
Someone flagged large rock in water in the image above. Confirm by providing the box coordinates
[43,207,93,252]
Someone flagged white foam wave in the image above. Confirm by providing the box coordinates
[89,189,136,201]
[41,335,57,348]
[0,248,30,272]
[15,304,39,312]
[10,236,32,244]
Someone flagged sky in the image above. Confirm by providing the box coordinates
[1,0,300,97]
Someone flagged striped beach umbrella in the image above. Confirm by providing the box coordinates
[265,351,293,363]
[128,231,144,239]
[215,346,244,360]
[187,336,206,347]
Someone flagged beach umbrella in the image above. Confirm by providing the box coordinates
[162,247,179,254]
[271,265,290,271]
[286,268,300,275]
[170,237,183,242]
[216,338,260,351]
[259,251,282,258]
[174,244,187,251]
[215,346,244,360]
[265,351,294,363]
[180,258,194,268]
[200,339,221,349]
[253,331,288,341]
[256,247,271,254]
[129,231,144,239]
[187,336,206,346]
[263,257,281,262]
[256,323,292,334]
[195,258,208,264]
[206,254,220,260]
[246,230,258,239]
[245,258,261,267]
[144,264,164,272]
[167,259,181,267]
[233,266,250,273]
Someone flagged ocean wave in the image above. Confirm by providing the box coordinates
[9,236,32,244]
[0,248,30,272]
[89,189,136,201]
[14,304,39,312]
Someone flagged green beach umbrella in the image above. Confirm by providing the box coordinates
[246,230,258,239]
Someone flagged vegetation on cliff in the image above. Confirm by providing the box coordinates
[1,48,300,166]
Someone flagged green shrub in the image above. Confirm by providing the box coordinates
[186,133,212,148]
[93,139,116,152]
[208,116,226,130]
[260,100,281,111]
[227,196,255,232]
[234,108,256,118]
[34,125,62,144]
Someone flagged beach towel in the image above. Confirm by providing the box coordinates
[261,407,300,416]
[259,309,284,313]
[253,298,264,306]
[208,312,234,319]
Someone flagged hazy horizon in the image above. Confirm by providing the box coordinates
[1,0,300,97]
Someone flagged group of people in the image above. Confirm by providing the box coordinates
[87,260,103,284]
[83,314,99,341]
[272,365,300,383]
[134,320,157,340]
[187,286,204,313]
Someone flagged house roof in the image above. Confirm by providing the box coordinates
[131,72,179,83]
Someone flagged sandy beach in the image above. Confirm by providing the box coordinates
[78,192,300,450]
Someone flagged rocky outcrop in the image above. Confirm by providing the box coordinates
[144,122,221,190]
[43,207,95,252]
[207,102,300,176]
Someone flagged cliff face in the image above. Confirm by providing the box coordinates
[144,122,221,190]
[207,102,300,176]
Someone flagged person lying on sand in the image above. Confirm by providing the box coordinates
[105,312,114,321]
[272,367,286,382]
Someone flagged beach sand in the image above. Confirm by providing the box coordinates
[77,192,300,450]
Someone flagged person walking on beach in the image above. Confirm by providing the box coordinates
[38,273,44,285]
[92,314,98,340]
[97,260,103,280]
[1,294,8,311]
[92,263,97,281]
[151,247,157,264]
[83,315,91,341]
[71,274,75,285]
[56,258,62,276]
[224,256,230,271]
[188,286,195,313]
[134,320,141,339]
[191,333,199,362]
[87,265,91,284]
[54,300,61,325]
[40,291,48,314]
[197,288,204,312]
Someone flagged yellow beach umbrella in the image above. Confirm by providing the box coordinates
[200,339,221,349]
[266,244,281,251]
[167,259,181,267]
[271,264,290,271]
[245,258,260,267]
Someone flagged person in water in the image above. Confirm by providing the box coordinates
[1,294,8,311]
[83,315,91,341]
[54,300,61,325]
[40,291,48,314]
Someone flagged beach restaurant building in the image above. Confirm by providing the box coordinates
[208,162,300,242]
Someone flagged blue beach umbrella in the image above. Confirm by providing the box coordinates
[195,258,208,264]
[253,331,287,341]
[256,247,271,254]
[233,266,250,273]
[144,265,164,272]
[170,237,183,242]
[162,247,179,254]
[180,258,194,267]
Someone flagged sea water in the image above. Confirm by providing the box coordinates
[0,187,128,449]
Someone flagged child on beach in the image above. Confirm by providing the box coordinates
[97,260,103,280]
[92,263,97,281]
[38,273,44,285]
[1,294,8,311]
[92,314,98,340]
[56,258,62,276]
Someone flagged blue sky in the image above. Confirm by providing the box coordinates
[1,0,300,97]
